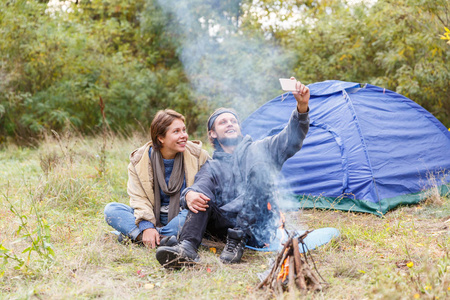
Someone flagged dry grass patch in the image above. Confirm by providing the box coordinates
[1,135,450,299]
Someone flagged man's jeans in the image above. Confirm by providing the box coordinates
[104,202,188,240]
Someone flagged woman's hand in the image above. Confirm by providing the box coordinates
[290,77,310,113]
[142,228,160,249]
[185,191,210,213]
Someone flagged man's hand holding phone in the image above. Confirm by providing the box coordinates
[279,77,309,113]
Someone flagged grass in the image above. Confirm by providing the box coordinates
[1,133,449,299]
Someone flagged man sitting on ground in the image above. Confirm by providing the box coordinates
[156,77,310,267]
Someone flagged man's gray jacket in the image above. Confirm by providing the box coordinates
[181,109,310,220]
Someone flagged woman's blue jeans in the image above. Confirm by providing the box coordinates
[104,202,188,240]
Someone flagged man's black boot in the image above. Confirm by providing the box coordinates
[156,240,199,269]
[159,235,178,247]
[219,228,247,264]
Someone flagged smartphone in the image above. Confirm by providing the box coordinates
[279,78,297,92]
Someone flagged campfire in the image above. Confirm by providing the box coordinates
[257,230,326,294]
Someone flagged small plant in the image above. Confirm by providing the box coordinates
[422,170,450,206]
[0,243,25,277]
[97,95,109,177]
[0,190,55,276]
[39,150,60,175]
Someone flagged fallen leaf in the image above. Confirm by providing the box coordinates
[144,283,154,290]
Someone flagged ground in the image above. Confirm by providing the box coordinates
[0,134,449,299]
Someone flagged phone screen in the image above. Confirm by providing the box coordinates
[279,78,297,91]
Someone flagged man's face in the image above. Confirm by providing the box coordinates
[210,113,242,146]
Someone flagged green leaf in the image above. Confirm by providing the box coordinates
[22,247,32,254]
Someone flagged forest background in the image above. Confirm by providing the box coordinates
[1,0,449,145]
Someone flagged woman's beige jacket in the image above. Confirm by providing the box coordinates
[127,140,209,226]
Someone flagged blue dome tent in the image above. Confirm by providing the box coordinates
[241,80,450,215]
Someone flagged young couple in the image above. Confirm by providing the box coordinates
[105,78,311,267]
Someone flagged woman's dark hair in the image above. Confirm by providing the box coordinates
[151,109,185,151]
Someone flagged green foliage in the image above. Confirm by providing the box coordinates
[276,0,450,127]
[0,0,204,144]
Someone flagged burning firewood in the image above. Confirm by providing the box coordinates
[257,230,326,294]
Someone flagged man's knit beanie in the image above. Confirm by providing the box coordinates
[207,108,240,131]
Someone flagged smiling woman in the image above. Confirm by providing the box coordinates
[154,118,188,159]
[104,109,209,249]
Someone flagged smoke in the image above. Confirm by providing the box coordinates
[155,0,294,118]
[154,0,301,248]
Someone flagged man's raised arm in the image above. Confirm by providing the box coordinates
[257,78,310,169]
